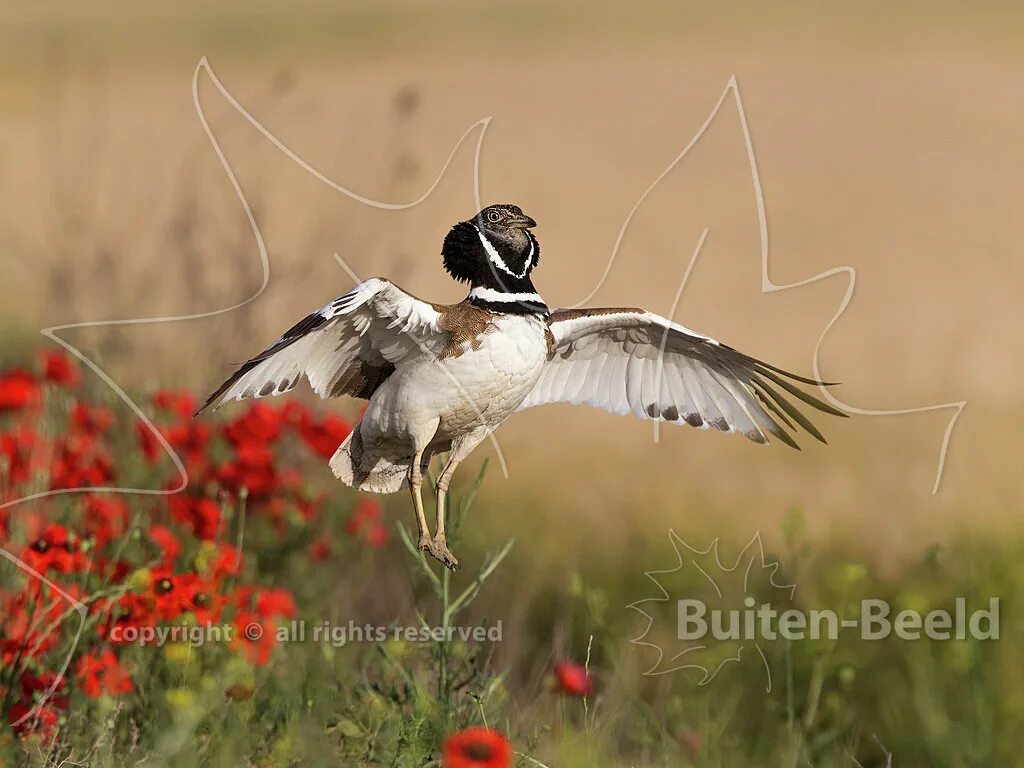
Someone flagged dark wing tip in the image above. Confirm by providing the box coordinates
[193,396,217,418]
[754,367,847,419]
[744,356,840,388]
[750,373,833,445]
[778,434,802,451]
[193,359,260,417]
[193,384,228,418]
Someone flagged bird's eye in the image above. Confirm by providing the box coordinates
[486,210,501,223]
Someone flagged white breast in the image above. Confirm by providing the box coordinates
[444,314,548,432]
[375,313,548,439]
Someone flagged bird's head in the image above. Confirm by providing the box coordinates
[442,204,540,291]
[475,203,537,239]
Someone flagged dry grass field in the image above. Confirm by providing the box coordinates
[1,3,1022,765]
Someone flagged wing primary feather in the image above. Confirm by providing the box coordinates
[751,382,797,431]
[195,360,258,415]
[729,374,802,450]
[758,408,800,449]
[751,358,840,387]
[752,374,828,444]
[754,368,848,417]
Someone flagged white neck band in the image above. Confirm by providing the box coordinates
[469,287,544,304]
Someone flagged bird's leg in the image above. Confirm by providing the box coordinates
[408,450,432,552]
[429,455,464,571]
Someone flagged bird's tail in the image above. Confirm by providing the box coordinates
[330,424,411,495]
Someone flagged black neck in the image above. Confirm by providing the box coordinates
[443,220,548,315]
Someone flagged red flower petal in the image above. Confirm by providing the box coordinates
[553,660,593,697]
[0,370,40,412]
[152,390,197,418]
[41,350,80,388]
[442,727,512,768]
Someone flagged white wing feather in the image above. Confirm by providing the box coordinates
[198,278,444,413]
[519,308,845,448]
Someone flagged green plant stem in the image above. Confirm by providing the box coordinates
[438,564,451,723]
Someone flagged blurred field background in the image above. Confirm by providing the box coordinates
[1,2,1022,765]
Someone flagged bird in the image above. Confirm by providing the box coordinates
[197,203,845,570]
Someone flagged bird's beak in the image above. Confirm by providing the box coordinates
[511,214,537,229]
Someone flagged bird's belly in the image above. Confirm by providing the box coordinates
[365,314,549,441]
[434,315,548,436]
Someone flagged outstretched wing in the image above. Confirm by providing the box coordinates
[519,308,846,448]
[197,278,445,414]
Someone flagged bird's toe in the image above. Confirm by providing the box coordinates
[429,538,460,571]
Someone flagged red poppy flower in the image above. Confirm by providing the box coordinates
[442,727,512,768]
[210,543,243,580]
[76,649,133,697]
[168,495,221,540]
[553,661,593,697]
[100,557,133,582]
[344,498,382,536]
[152,390,197,418]
[17,671,70,730]
[280,400,311,428]
[149,570,188,621]
[297,413,351,459]
[309,536,331,562]
[40,350,80,389]
[135,421,162,463]
[83,496,130,550]
[0,426,39,486]
[0,591,65,662]
[9,703,60,739]
[21,671,50,696]
[366,523,389,549]
[49,439,114,489]
[232,612,277,666]
[101,593,152,644]
[70,403,113,436]
[216,443,277,498]
[175,573,224,624]
[0,370,40,412]
[148,525,181,566]
[253,587,297,619]
[22,524,81,574]
[223,403,283,447]
[345,499,388,548]
[163,420,211,465]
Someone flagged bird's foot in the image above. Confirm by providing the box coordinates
[426,536,460,571]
